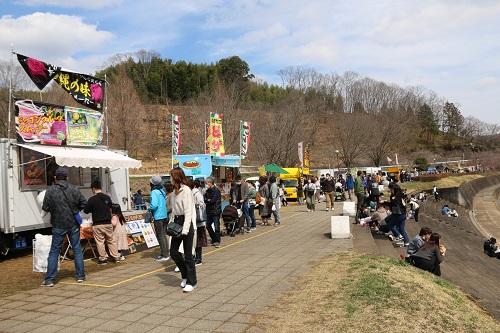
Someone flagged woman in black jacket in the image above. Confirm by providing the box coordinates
[412,233,446,276]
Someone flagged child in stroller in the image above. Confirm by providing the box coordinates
[334,181,346,201]
[222,205,245,237]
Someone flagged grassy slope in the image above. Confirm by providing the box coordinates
[253,253,498,333]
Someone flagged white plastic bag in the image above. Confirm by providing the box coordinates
[33,234,52,273]
[271,204,276,212]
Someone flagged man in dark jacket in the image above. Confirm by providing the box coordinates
[84,180,121,265]
[41,167,87,287]
[204,177,222,248]
[323,173,336,211]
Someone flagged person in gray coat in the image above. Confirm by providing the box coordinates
[258,176,271,226]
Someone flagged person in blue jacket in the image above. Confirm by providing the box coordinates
[148,175,169,261]
[346,173,355,201]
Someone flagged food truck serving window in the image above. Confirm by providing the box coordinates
[19,147,97,191]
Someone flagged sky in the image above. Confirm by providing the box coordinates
[1,0,499,124]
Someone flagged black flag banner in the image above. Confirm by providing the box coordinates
[53,70,105,111]
[16,53,59,90]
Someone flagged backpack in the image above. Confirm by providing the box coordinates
[307,183,315,195]
[255,192,262,204]
[484,237,498,257]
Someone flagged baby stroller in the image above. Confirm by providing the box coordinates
[334,186,346,201]
[222,205,245,237]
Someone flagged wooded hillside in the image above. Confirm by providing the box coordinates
[1,50,500,173]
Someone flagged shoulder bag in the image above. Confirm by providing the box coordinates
[58,185,82,225]
[166,215,184,238]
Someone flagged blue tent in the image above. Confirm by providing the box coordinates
[427,167,437,171]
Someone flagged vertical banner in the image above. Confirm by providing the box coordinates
[304,144,310,174]
[204,122,210,154]
[298,142,304,166]
[240,121,251,159]
[207,113,225,156]
[172,115,181,156]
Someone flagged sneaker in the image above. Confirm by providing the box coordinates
[308,209,311,212]
[400,243,410,247]
[174,266,180,272]
[1,248,9,256]
[76,277,86,283]
[214,243,220,248]
[195,261,203,266]
[119,256,125,261]
[331,208,335,211]
[41,280,54,287]
[395,236,404,241]
[250,227,256,230]
[246,228,251,233]
[97,259,107,265]
[183,284,196,292]
[326,208,329,211]
[155,256,170,262]
[180,279,187,288]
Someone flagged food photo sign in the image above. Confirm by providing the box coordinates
[172,154,212,178]
[14,99,104,146]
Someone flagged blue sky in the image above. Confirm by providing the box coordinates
[1,0,500,124]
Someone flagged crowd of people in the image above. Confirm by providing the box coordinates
[39,166,447,291]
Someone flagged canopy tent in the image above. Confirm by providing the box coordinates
[17,143,142,169]
[264,163,289,174]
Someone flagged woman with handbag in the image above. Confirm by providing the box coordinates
[190,179,207,266]
[169,167,197,292]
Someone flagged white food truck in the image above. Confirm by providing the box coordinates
[0,138,141,254]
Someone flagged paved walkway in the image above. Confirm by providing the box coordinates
[0,203,352,333]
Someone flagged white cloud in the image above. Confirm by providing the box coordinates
[473,77,498,91]
[0,12,114,73]
[13,0,123,9]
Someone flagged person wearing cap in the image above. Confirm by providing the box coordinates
[148,175,169,261]
[84,180,121,265]
[41,167,87,287]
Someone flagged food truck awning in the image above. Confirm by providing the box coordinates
[17,143,142,169]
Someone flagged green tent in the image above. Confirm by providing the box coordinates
[264,163,289,174]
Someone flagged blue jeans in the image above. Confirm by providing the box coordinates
[206,214,221,243]
[248,204,257,228]
[45,225,85,282]
[386,214,409,243]
[236,202,251,228]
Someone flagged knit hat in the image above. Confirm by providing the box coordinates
[150,175,162,186]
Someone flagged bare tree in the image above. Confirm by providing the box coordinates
[106,65,148,157]
[365,108,416,166]
[327,113,372,169]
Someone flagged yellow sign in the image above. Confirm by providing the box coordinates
[207,113,225,156]
[258,165,265,176]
